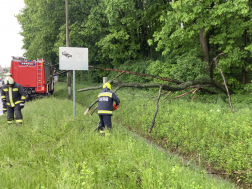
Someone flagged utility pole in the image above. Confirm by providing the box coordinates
[66,0,71,99]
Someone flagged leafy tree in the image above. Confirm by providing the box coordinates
[17,0,252,91]
[152,0,252,89]
[99,0,170,65]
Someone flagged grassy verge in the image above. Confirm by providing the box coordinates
[0,82,238,188]
[70,81,252,187]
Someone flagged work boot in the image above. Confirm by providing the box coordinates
[100,128,110,137]
[16,123,22,127]
[99,130,105,136]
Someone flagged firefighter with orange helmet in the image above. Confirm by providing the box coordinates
[1,76,26,125]
[98,82,120,135]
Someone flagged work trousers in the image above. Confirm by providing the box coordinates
[7,105,23,124]
[99,115,112,131]
[3,103,7,114]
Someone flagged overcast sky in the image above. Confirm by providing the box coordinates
[0,0,25,69]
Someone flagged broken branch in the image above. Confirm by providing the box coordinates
[149,86,162,133]
[78,72,125,93]
[84,99,98,115]
[168,89,195,101]
[88,65,181,84]
[108,78,234,94]
[213,53,234,111]
[191,85,202,101]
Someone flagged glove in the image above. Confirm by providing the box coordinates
[113,103,120,111]
[20,103,25,109]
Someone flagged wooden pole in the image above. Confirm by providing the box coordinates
[65,0,71,99]
[103,77,107,84]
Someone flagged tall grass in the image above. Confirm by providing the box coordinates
[71,81,252,187]
[0,82,238,188]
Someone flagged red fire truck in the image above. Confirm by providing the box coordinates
[10,56,54,100]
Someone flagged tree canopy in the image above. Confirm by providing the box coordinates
[17,0,252,92]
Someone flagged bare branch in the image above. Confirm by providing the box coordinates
[78,77,234,95]
[89,105,98,116]
[213,53,234,111]
[78,72,125,92]
[78,85,103,92]
[88,65,181,84]
[191,85,202,101]
[149,86,163,133]
[205,171,248,175]
[84,99,98,115]
[162,91,173,101]
[168,89,195,101]
[109,78,234,94]
[112,71,125,80]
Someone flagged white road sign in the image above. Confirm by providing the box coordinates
[59,47,88,70]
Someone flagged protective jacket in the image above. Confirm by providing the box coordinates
[98,87,120,115]
[1,82,26,107]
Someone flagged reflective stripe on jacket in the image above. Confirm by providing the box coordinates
[1,82,26,107]
[98,87,120,115]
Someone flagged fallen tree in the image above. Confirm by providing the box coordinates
[78,76,234,133]
[78,53,234,132]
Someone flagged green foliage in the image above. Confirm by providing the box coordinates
[111,87,252,186]
[172,55,208,81]
[99,0,169,65]
[18,0,170,69]
[226,94,252,104]
[244,82,252,93]
[51,82,252,187]
[147,51,208,83]
[107,59,152,83]
[77,82,252,186]
[17,0,252,92]
[75,70,102,83]
[0,83,237,188]
[152,0,252,89]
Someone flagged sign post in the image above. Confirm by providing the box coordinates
[59,47,88,117]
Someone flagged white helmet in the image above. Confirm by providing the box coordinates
[5,72,12,77]
[4,77,14,85]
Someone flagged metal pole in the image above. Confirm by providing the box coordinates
[73,70,76,117]
[65,0,71,99]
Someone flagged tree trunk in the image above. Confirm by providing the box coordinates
[199,28,210,77]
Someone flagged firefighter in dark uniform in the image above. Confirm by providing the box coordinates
[2,73,12,114]
[1,77,26,125]
[98,82,120,134]
[2,77,7,114]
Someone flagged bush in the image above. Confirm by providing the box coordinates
[146,52,208,83]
